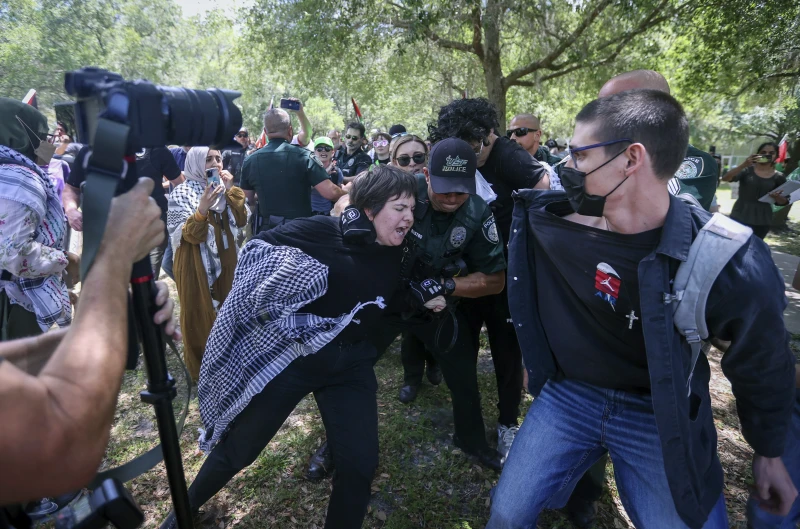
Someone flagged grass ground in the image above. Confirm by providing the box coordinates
[71,197,800,529]
[92,277,799,529]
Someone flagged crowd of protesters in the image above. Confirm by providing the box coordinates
[0,67,799,529]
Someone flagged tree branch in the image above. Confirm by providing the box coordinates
[503,0,614,88]
[511,1,673,86]
[733,70,800,97]
[471,3,484,60]
[389,18,476,55]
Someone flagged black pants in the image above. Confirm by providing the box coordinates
[187,340,379,529]
[372,311,490,452]
[459,287,523,426]
[399,331,438,386]
[571,454,607,503]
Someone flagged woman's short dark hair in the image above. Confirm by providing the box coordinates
[576,89,689,181]
[427,98,500,145]
[372,132,391,142]
[350,165,417,216]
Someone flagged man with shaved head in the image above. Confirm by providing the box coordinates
[241,108,347,232]
[509,113,562,166]
[599,70,719,211]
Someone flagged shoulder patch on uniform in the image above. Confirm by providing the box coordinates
[450,226,467,248]
[482,215,499,244]
[309,152,324,168]
[674,156,704,180]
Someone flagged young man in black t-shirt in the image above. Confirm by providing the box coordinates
[486,90,796,529]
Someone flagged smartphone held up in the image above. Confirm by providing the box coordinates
[279,98,301,111]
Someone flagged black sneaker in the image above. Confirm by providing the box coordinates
[453,435,503,472]
[305,441,334,480]
[426,363,443,386]
[398,384,419,404]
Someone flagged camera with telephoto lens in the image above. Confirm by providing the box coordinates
[56,67,242,151]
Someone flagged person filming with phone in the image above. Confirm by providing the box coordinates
[722,142,787,239]
[167,147,249,381]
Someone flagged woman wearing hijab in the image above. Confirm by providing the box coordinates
[0,98,77,342]
[167,147,248,381]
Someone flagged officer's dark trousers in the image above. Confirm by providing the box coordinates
[186,340,378,529]
[372,312,490,452]
[399,331,438,386]
[459,287,523,427]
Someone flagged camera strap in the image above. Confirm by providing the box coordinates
[79,118,129,281]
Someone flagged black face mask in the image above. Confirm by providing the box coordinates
[560,149,630,217]
[340,205,376,244]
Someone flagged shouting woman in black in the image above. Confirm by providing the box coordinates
[159,166,417,529]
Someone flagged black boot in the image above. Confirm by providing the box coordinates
[453,435,503,472]
[305,440,334,480]
[565,496,598,529]
[426,363,443,386]
[398,384,419,404]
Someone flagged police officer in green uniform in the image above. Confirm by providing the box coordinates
[667,144,719,211]
[240,108,346,232]
[375,138,507,470]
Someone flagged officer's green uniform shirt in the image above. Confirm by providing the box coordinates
[668,145,718,211]
[410,174,506,277]
[240,138,328,219]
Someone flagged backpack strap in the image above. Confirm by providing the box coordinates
[670,213,752,395]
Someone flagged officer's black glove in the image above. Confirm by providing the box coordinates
[409,278,444,308]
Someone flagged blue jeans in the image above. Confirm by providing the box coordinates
[161,236,174,280]
[486,378,729,529]
[747,394,800,529]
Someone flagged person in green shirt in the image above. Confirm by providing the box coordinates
[240,108,346,232]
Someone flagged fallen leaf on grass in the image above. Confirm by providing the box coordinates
[375,510,387,521]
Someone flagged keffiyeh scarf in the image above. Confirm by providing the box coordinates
[197,239,386,451]
[0,145,70,330]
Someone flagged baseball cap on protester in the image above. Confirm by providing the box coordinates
[389,124,407,137]
[427,137,477,195]
[313,137,335,149]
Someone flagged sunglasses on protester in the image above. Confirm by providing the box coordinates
[236,132,249,138]
[395,153,427,167]
[373,140,389,147]
[345,134,361,141]
[315,145,333,153]
[506,127,538,138]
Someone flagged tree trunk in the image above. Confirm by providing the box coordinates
[481,0,507,131]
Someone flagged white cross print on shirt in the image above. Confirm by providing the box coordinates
[626,310,639,330]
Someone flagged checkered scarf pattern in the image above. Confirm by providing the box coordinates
[0,145,70,330]
[197,238,386,451]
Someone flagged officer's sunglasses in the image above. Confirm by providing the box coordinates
[506,127,537,138]
[345,134,361,141]
[315,145,333,152]
[236,132,249,138]
[395,153,427,167]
